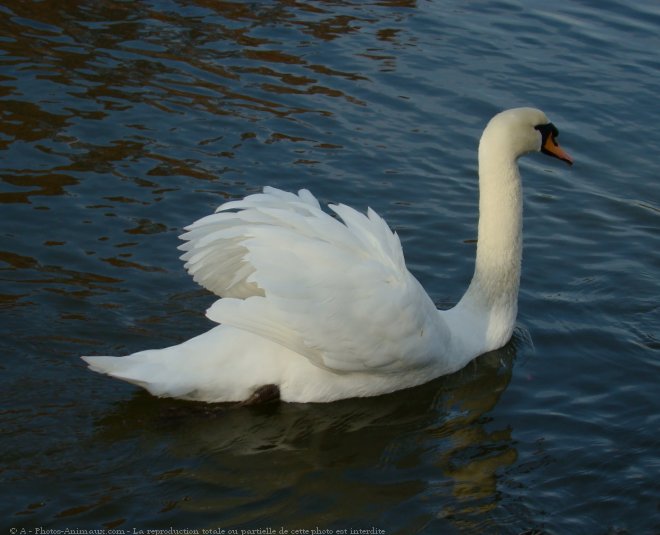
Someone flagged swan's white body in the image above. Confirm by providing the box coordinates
[82,108,572,403]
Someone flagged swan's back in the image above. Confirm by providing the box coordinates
[180,187,450,374]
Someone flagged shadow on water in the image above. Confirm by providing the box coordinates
[90,342,520,532]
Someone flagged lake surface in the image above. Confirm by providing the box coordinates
[2,0,659,533]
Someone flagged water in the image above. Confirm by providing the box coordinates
[2,0,659,533]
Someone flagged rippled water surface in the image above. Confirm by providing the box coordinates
[2,0,659,533]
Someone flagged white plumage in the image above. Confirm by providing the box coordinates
[82,108,572,403]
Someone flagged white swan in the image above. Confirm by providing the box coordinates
[82,107,572,403]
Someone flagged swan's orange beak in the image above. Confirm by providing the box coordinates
[542,131,573,166]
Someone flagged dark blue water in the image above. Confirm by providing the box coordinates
[2,1,659,533]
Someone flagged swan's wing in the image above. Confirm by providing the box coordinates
[179,187,446,373]
[179,187,323,299]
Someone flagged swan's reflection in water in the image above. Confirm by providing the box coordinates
[97,340,519,530]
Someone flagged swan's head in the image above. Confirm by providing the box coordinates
[481,107,573,166]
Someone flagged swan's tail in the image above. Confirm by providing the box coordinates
[81,325,280,403]
[82,355,134,377]
[81,352,187,397]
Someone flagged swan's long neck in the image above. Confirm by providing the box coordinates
[447,135,523,355]
[472,143,522,308]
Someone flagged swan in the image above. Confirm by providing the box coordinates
[82,107,573,404]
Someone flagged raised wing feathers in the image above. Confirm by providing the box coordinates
[179,187,445,373]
